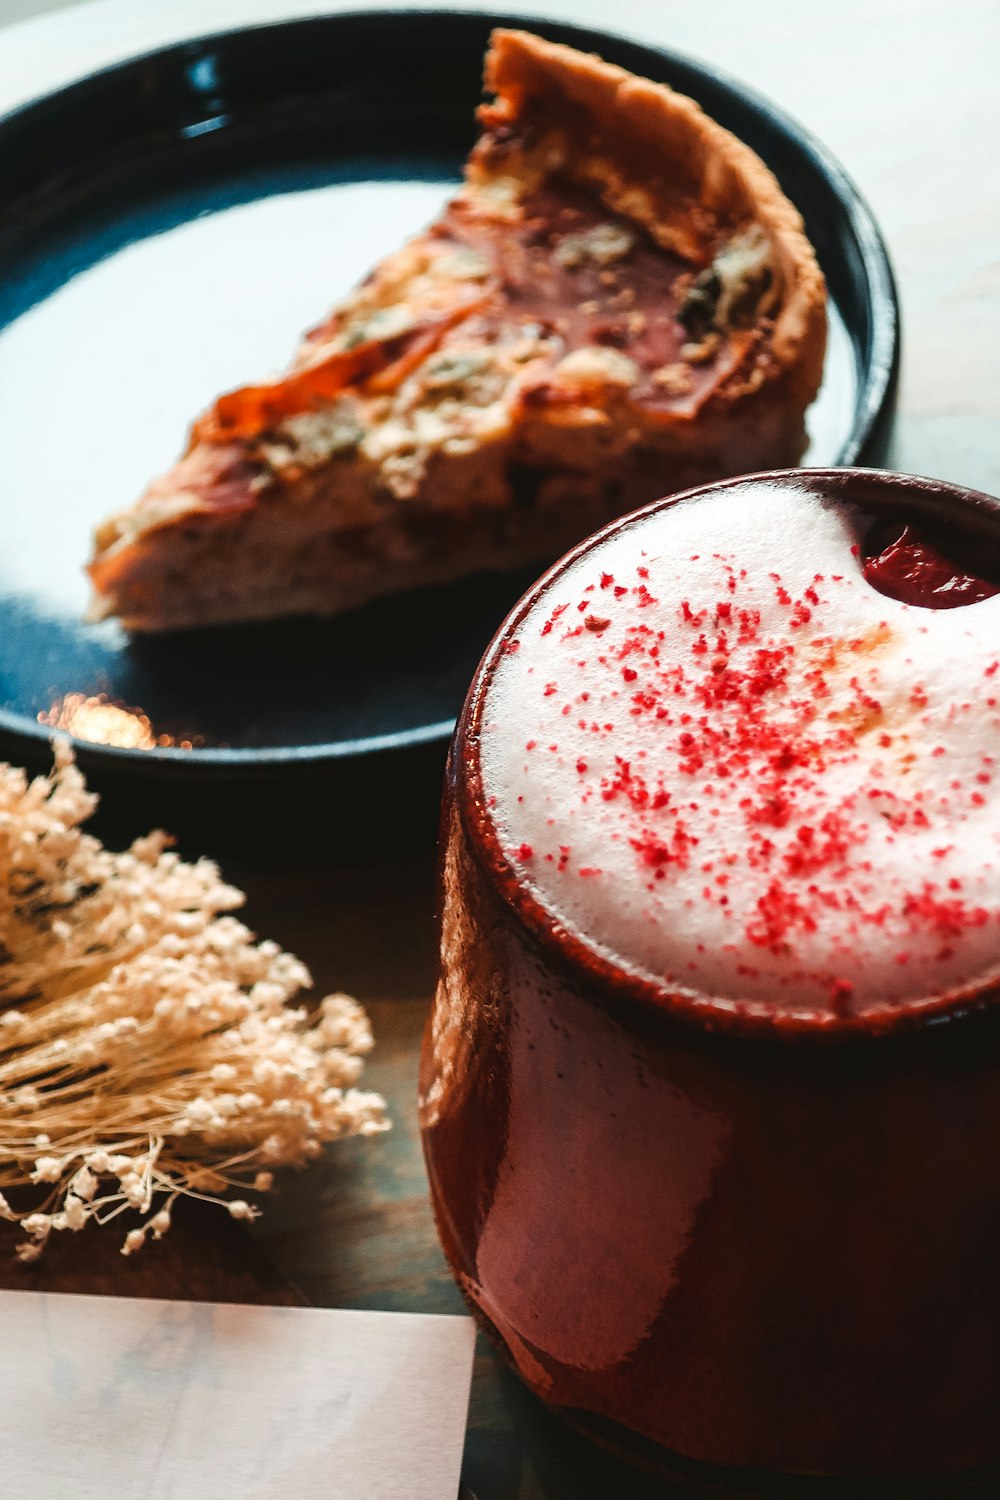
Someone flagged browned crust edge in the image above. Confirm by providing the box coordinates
[484,29,827,406]
[87,31,828,628]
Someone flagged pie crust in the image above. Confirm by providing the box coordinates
[87,29,827,631]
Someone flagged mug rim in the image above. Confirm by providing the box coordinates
[454,467,1000,1042]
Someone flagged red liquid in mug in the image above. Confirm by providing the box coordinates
[420,473,1000,1486]
[863,523,1000,608]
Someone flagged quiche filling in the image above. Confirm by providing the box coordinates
[87,29,825,632]
[154,177,778,518]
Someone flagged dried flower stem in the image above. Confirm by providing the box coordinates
[0,743,387,1259]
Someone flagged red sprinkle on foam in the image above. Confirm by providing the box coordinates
[540,603,568,637]
[499,535,1000,1012]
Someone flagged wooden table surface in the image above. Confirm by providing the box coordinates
[1,0,999,1495]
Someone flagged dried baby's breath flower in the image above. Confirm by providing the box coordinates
[0,744,388,1257]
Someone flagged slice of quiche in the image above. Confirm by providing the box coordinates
[87,29,827,631]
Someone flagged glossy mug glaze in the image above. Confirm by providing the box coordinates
[418,470,1000,1486]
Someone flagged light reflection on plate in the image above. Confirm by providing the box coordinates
[38,693,203,751]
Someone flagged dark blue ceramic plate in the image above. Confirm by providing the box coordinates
[0,10,899,846]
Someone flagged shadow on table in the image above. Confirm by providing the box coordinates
[464,1357,682,1500]
[463,1353,1000,1500]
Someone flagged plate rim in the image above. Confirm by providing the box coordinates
[0,5,901,780]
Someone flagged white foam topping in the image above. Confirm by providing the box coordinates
[479,481,1000,1016]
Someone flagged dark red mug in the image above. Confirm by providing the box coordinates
[419,470,1000,1489]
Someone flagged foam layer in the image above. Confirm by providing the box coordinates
[479,482,1000,1016]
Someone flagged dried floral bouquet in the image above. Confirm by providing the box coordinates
[0,743,387,1260]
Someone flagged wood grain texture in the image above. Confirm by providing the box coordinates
[1,0,998,1494]
[0,1197,303,1306]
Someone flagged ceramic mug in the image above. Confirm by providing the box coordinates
[419,470,1000,1488]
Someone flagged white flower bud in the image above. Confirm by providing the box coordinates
[71,1167,98,1202]
[119,1174,145,1207]
[184,1098,215,1128]
[61,1196,88,1232]
[30,1156,63,1185]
